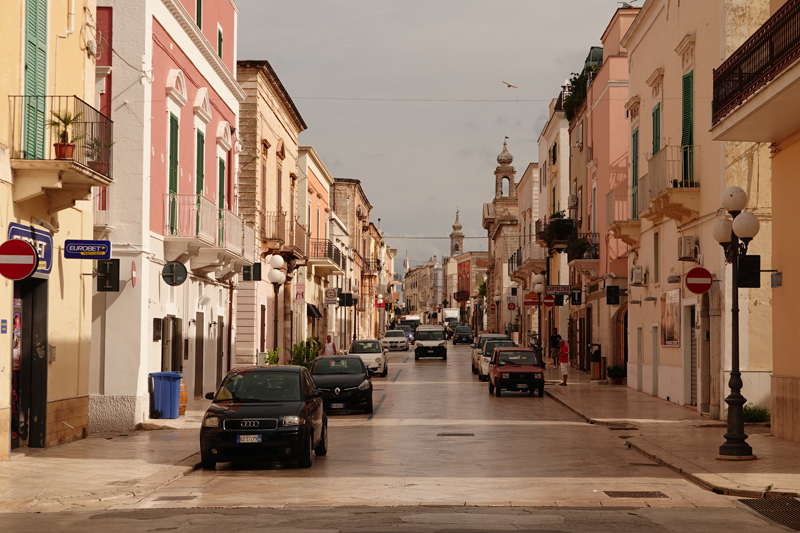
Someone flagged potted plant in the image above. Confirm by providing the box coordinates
[48,109,84,159]
[567,236,593,261]
[607,365,625,385]
[85,137,115,174]
[541,211,575,256]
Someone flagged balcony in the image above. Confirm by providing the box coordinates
[568,233,600,278]
[362,258,381,276]
[308,239,345,276]
[260,211,285,249]
[455,290,470,301]
[712,0,800,142]
[9,95,113,213]
[606,184,641,248]
[644,146,700,223]
[283,220,307,258]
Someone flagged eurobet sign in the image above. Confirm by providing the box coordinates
[64,239,112,260]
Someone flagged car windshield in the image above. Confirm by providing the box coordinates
[349,341,381,353]
[397,326,412,333]
[484,340,515,357]
[385,331,405,338]
[455,327,472,333]
[417,330,445,341]
[312,357,365,375]
[478,336,509,350]
[214,372,301,403]
[497,351,538,365]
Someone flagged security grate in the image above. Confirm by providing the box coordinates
[740,498,800,530]
[437,433,475,437]
[604,491,669,499]
[154,495,198,501]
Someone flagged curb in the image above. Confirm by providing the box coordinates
[543,389,633,427]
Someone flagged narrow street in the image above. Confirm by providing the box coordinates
[0,342,780,532]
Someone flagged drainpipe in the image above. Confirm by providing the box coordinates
[54,0,76,95]
[227,280,234,371]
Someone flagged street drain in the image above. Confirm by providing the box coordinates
[609,427,638,431]
[617,435,634,439]
[604,491,668,499]
[740,498,800,530]
[153,495,198,501]
[436,433,475,437]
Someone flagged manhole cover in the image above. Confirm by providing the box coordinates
[436,433,475,437]
[609,427,638,431]
[740,498,800,530]
[604,491,668,499]
[154,495,198,501]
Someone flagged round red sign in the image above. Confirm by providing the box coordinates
[489,303,497,311]
[543,295,555,308]
[0,239,38,280]
[508,302,516,311]
[686,267,713,295]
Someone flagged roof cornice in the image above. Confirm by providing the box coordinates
[621,0,660,49]
[239,60,307,132]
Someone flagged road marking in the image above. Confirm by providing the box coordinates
[367,393,387,421]
[403,356,409,363]
[392,369,403,382]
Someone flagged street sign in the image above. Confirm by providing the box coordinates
[8,223,51,275]
[132,260,137,288]
[606,285,620,305]
[0,239,38,280]
[489,303,497,311]
[685,267,713,295]
[64,239,111,260]
[571,288,582,306]
[506,296,515,303]
[508,302,516,311]
[524,300,536,306]
[546,285,570,295]
[325,288,338,305]
[97,259,120,292]
[543,295,555,308]
[554,295,565,306]
[524,292,537,301]
[161,261,188,287]
[375,301,385,308]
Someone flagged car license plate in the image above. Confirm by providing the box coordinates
[237,434,261,443]
[330,403,345,409]
[516,383,529,389]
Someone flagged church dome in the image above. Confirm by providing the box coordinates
[452,211,463,233]
[497,139,513,166]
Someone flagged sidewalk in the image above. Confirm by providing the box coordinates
[544,364,800,498]
[0,430,200,513]
[137,398,210,430]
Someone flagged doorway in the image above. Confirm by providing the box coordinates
[636,326,643,391]
[651,325,659,397]
[216,315,225,386]
[585,307,593,373]
[194,312,204,398]
[161,317,183,372]
[11,278,48,449]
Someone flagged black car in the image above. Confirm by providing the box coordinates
[311,356,374,413]
[446,321,463,339]
[452,326,474,345]
[200,366,327,470]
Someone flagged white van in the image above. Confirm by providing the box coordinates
[414,325,447,360]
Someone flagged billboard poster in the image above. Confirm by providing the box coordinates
[661,289,680,347]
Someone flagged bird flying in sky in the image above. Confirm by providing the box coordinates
[502,81,518,88]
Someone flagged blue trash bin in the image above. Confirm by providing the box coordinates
[150,371,183,419]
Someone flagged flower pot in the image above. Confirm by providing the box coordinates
[53,143,75,159]
[612,377,624,386]
[87,160,109,175]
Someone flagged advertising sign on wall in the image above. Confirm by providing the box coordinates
[660,289,681,347]
[8,223,52,275]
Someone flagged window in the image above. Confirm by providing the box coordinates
[196,130,204,195]
[591,185,597,233]
[218,157,225,209]
[653,231,660,283]
[168,113,179,231]
[631,128,639,221]
[217,27,223,59]
[196,0,202,28]
[681,71,694,184]
[652,103,661,154]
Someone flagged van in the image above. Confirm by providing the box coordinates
[414,325,447,360]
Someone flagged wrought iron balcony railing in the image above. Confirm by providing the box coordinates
[567,233,600,262]
[713,0,800,124]
[455,290,470,301]
[261,211,285,243]
[647,145,698,201]
[9,95,114,179]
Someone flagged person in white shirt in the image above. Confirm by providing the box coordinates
[323,335,337,356]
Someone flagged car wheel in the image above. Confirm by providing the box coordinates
[415,354,420,361]
[381,364,388,378]
[538,387,545,398]
[471,362,478,374]
[488,380,494,394]
[200,455,216,470]
[314,417,328,456]
[299,433,314,468]
[443,353,447,361]
[495,384,502,397]
[364,395,374,414]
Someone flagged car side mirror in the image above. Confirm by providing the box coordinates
[205,392,215,400]
[366,369,374,377]
[312,390,323,398]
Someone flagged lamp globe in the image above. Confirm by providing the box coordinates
[732,212,760,240]
[721,186,748,213]
[713,218,733,244]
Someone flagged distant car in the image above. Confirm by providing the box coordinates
[200,365,327,470]
[415,325,447,360]
[446,321,463,339]
[478,339,516,381]
[396,325,414,343]
[452,326,474,345]
[488,347,545,397]
[311,356,374,413]
[471,334,510,375]
[347,339,387,377]
[380,330,409,352]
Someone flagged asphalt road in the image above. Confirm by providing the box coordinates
[0,342,785,531]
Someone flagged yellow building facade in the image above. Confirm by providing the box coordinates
[0,0,109,460]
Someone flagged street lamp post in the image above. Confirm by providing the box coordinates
[493,289,501,334]
[466,300,472,332]
[713,186,760,460]
[533,273,545,344]
[267,255,287,361]
[352,286,360,343]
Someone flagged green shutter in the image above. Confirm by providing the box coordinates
[196,130,204,195]
[632,128,639,221]
[196,0,202,28]
[652,103,660,154]
[168,114,179,232]
[681,72,694,184]
[217,29,223,59]
[218,157,225,209]
[24,0,47,159]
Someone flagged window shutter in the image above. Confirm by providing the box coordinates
[196,0,202,28]
[652,103,660,154]
[24,0,47,159]
[632,128,639,221]
[196,130,204,195]
[168,113,179,232]
[217,29,223,59]
[218,157,225,209]
[681,72,693,147]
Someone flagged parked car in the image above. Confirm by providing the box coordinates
[396,324,414,343]
[452,326,474,345]
[347,339,387,377]
[380,330,409,352]
[471,334,510,375]
[488,347,545,397]
[414,325,447,360]
[200,366,326,470]
[478,338,516,381]
[311,356,374,413]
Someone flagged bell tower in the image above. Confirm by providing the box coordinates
[450,211,465,256]
[495,139,516,199]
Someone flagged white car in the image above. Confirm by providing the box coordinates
[380,330,409,351]
[348,339,387,377]
[478,338,516,381]
[471,334,510,375]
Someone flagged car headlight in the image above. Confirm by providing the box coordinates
[357,379,371,391]
[375,357,382,363]
[282,415,304,426]
[202,416,220,428]
[502,373,510,379]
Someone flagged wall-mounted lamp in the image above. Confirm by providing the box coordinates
[644,296,657,302]
[188,319,197,325]
[630,300,642,305]
[667,275,681,284]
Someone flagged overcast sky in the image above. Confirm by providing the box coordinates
[237,0,624,277]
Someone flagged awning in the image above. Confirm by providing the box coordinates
[307,303,323,319]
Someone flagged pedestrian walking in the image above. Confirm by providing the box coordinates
[323,335,337,355]
[549,328,562,365]
[558,339,569,386]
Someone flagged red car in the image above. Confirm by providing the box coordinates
[488,347,545,397]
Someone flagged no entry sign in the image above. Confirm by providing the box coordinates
[686,267,713,295]
[543,295,555,308]
[489,303,497,311]
[0,239,38,280]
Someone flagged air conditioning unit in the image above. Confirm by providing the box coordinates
[630,265,645,286]
[678,236,695,261]
[568,194,579,208]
